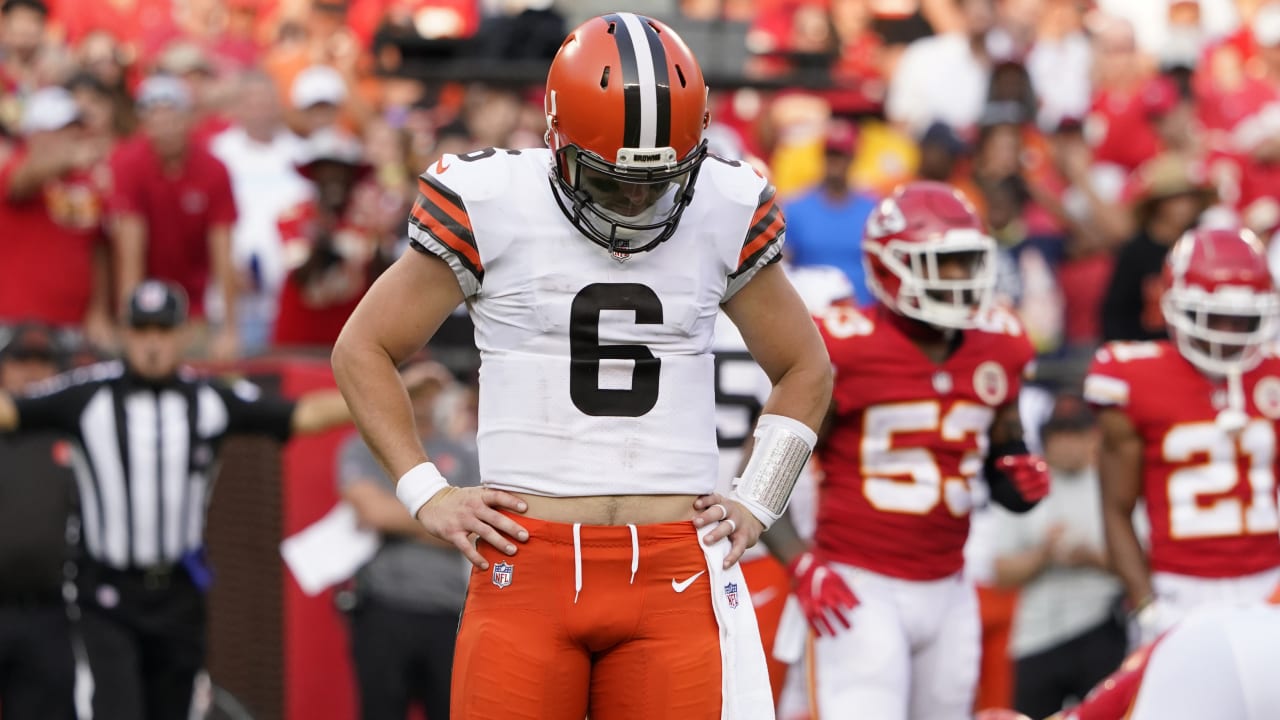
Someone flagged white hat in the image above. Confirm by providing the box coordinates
[1255,3,1280,48]
[20,86,81,134]
[136,75,192,110]
[290,65,347,110]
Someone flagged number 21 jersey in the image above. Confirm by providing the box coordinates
[408,148,783,498]
[1084,341,1280,577]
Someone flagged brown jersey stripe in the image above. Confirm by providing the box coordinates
[410,198,483,275]
[737,204,783,270]
[417,176,474,234]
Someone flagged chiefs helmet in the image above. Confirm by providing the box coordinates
[544,13,709,256]
[1162,227,1280,376]
[862,181,997,329]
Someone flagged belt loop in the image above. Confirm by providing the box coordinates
[628,524,639,585]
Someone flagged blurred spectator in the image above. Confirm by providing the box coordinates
[0,0,49,133]
[471,0,565,61]
[73,31,137,138]
[992,394,1125,719]
[155,41,232,147]
[0,323,75,720]
[337,360,479,720]
[1100,153,1215,342]
[1086,15,1160,172]
[209,70,310,354]
[273,128,391,348]
[887,0,995,134]
[781,119,877,305]
[0,86,113,346]
[108,75,240,359]
[915,121,968,183]
[66,70,122,143]
[290,63,347,136]
[1026,0,1091,132]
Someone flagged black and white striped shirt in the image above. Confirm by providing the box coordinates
[13,361,295,570]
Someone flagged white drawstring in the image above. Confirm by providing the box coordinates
[572,523,583,604]
[628,524,639,584]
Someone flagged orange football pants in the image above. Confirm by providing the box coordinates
[451,515,724,720]
[740,554,790,706]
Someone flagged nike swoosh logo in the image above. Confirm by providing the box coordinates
[751,587,778,607]
[435,158,450,174]
[671,571,706,593]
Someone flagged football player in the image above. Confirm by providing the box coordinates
[1048,605,1280,720]
[1084,228,1280,646]
[331,13,832,720]
[713,262,851,706]
[762,181,1051,720]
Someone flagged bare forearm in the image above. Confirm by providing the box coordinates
[7,152,70,201]
[1104,510,1152,607]
[209,227,237,326]
[760,510,807,566]
[112,216,146,312]
[332,340,429,480]
[760,362,833,433]
[993,546,1050,589]
[291,389,352,435]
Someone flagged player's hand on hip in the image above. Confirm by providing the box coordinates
[788,550,859,637]
[692,493,765,569]
[416,486,529,570]
[997,453,1051,503]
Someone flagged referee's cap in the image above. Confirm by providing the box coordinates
[126,280,188,328]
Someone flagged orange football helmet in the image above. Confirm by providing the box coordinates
[545,12,710,255]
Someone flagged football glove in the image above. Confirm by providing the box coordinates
[788,551,859,637]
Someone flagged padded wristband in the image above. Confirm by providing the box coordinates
[395,461,450,518]
[731,414,818,529]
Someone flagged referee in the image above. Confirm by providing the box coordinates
[0,280,354,720]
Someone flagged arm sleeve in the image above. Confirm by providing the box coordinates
[12,376,92,434]
[1100,242,1144,342]
[213,380,296,442]
[407,172,482,298]
[206,157,238,226]
[724,182,785,300]
[106,146,142,216]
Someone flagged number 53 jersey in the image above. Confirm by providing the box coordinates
[408,148,783,497]
[813,304,1035,580]
[1084,340,1280,578]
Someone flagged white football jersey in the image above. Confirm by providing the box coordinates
[409,147,784,497]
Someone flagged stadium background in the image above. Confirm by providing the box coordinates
[0,0,1274,717]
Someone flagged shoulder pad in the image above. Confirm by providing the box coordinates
[815,304,876,340]
[972,306,1026,337]
[699,153,770,209]
[420,147,538,205]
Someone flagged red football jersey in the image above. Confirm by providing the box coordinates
[1084,341,1280,578]
[813,304,1035,580]
[1059,639,1161,720]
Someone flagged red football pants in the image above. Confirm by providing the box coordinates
[451,515,723,720]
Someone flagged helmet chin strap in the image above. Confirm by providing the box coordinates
[1216,368,1249,434]
[879,304,953,343]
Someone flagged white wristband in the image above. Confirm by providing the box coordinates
[395,461,450,518]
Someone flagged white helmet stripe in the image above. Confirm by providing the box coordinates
[618,12,658,148]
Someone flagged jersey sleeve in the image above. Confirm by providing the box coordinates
[407,165,483,298]
[1083,343,1135,409]
[212,379,296,442]
[724,181,785,300]
[12,373,96,434]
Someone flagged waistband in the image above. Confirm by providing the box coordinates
[499,512,702,604]
[505,512,697,547]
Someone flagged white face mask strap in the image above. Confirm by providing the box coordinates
[731,414,817,529]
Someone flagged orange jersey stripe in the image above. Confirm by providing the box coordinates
[417,178,475,235]
[410,200,483,271]
[738,210,783,269]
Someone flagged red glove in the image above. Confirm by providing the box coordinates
[996,454,1051,503]
[788,551,859,637]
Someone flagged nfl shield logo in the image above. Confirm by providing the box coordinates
[492,562,513,589]
[724,582,739,609]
